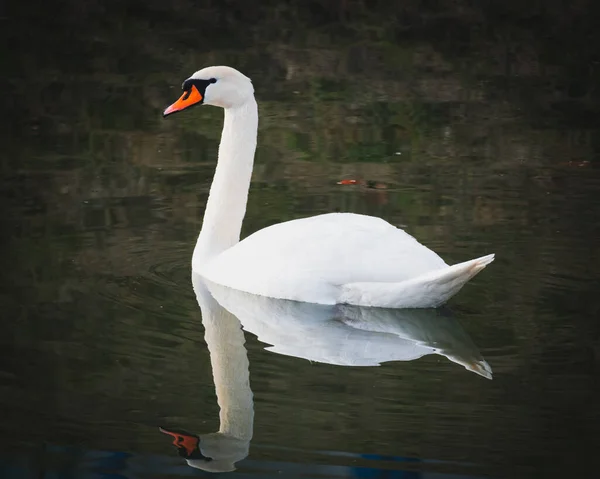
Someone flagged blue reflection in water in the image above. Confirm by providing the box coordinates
[0,443,485,479]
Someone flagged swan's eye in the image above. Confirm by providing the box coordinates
[209,78,217,84]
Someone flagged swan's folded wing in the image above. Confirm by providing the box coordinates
[339,254,495,308]
[201,212,449,304]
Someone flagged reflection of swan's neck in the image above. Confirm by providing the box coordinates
[193,99,258,269]
[191,277,254,472]
[203,307,254,440]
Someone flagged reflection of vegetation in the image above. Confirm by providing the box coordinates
[1,1,599,475]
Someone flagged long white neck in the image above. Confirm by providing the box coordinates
[193,99,258,270]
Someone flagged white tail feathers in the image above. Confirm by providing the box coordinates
[339,254,495,308]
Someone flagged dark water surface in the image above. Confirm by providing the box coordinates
[1,1,600,478]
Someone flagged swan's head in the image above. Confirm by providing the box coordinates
[163,66,254,117]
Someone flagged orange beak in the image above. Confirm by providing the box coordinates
[163,85,203,117]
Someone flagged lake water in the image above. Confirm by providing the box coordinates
[1,1,600,478]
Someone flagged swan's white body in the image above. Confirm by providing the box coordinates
[203,213,494,307]
[166,66,494,308]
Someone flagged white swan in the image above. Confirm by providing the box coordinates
[163,66,494,308]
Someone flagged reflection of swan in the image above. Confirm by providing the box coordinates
[161,276,491,471]
[163,66,494,308]
[205,281,492,379]
[160,274,253,473]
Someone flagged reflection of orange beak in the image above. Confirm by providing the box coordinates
[159,427,200,457]
[163,85,203,117]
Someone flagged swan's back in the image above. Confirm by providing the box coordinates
[202,213,448,304]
